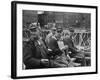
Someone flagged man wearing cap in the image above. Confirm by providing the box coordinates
[63,27,85,66]
[45,27,57,48]
[23,23,55,69]
[46,26,70,67]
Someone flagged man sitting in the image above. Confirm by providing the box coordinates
[63,28,85,66]
[23,23,56,69]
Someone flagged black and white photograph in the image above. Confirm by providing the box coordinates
[11,1,97,79]
[23,10,91,69]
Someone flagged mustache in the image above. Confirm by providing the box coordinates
[30,35,39,40]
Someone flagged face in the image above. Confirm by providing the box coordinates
[52,29,56,35]
[70,32,74,36]
[55,33,61,40]
[57,28,63,34]
[65,32,70,38]
[30,28,39,40]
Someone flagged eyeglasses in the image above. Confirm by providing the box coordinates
[30,28,37,32]
[52,29,56,31]
[57,30,62,33]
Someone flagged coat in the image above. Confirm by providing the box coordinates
[23,39,51,69]
[63,37,85,66]
[63,37,78,57]
[47,36,63,56]
[47,37,69,67]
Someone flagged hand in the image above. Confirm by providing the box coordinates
[61,45,68,50]
[48,49,52,51]
[48,49,53,56]
[41,59,49,67]
[76,49,81,52]
[65,45,68,49]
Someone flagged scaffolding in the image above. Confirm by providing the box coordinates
[72,31,91,51]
